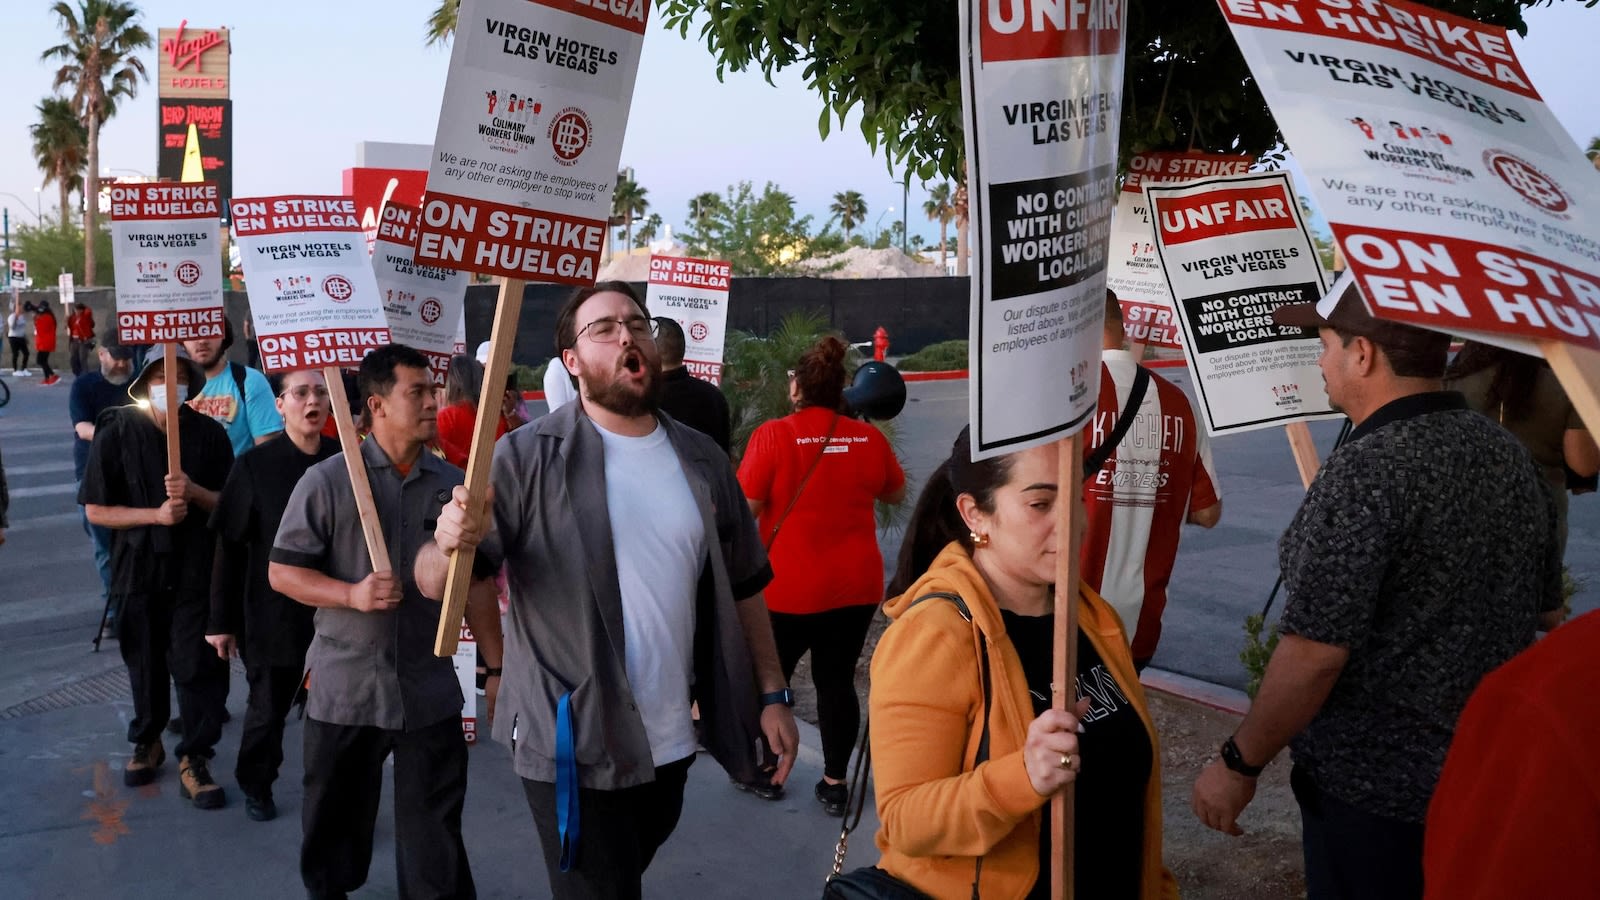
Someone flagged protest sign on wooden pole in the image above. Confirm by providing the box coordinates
[108,181,226,479]
[958,0,1127,893]
[1217,1,1600,439]
[414,0,650,656]
[433,276,524,656]
[231,195,394,571]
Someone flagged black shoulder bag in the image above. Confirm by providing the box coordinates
[1082,366,1151,481]
[765,412,841,550]
[823,592,993,900]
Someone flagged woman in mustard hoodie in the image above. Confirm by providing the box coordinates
[869,428,1177,899]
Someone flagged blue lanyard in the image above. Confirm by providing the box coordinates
[556,692,580,872]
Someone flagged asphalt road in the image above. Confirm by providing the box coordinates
[1,366,1595,712]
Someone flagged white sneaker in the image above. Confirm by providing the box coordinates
[17,369,31,377]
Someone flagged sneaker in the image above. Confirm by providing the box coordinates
[124,740,166,786]
[244,790,277,822]
[178,756,226,810]
[41,375,59,385]
[731,775,785,801]
[816,779,849,817]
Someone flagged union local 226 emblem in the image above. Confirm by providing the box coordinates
[175,260,202,286]
[322,275,355,303]
[420,298,442,325]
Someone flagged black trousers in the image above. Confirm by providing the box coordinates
[523,756,694,900]
[234,662,305,796]
[119,589,227,759]
[771,605,876,780]
[301,715,474,900]
[1292,764,1424,900]
[37,350,52,379]
[69,339,90,376]
[8,337,27,370]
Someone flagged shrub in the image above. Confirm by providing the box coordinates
[896,339,968,372]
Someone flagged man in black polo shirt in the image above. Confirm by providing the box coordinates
[71,326,137,639]
[80,352,235,806]
[269,344,504,900]
[654,316,731,454]
[1191,273,1562,900]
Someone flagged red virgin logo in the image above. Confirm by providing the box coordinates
[163,20,225,72]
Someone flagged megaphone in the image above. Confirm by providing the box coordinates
[843,361,907,421]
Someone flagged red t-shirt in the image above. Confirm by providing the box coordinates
[738,406,905,615]
[435,400,507,469]
[1079,353,1219,660]
[1424,610,1600,899]
[34,311,57,353]
[68,307,94,341]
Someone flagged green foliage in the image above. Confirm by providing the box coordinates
[829,190,867,237]
[683,181,820,276]
[656,0,1559,180]
[510,362,545,392]
[612,170,649,250]
[31,95,86,230]
[897,339,968,372]
[1240,613,1280,700]
[11,217,114,286]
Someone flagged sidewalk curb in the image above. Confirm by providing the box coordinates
[1140,666,1250,716]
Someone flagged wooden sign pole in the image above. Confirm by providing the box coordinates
[1542,341,1600,436]
[1050,432,1086,900]
[163,342,182,477]
[434,276,525,656]
[323,366,391,573]
[1282,422,1321,490]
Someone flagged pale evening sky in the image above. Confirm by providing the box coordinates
[0,0,1594,248]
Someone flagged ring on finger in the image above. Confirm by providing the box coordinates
[1058,753,1076,770]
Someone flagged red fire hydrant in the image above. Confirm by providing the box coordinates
[873,326,890,362]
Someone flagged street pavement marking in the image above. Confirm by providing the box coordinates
[10,483,80,499]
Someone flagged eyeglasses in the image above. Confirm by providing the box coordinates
[576,316,659,344]
[281,385,331,401]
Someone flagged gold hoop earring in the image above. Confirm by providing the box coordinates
[969,531,990,548]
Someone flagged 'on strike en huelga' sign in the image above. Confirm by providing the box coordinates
[1106,151,1253,348]
[231,195,391,372]
[372,201,470,385]
[960,0,1127,458]
[414,0,648,284]
[1218,0,1600,353]
[109,182,225,343]
[1147,171,1338,434]
[646,256,732,385]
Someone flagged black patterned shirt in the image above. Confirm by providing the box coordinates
[1278,391,1561,823]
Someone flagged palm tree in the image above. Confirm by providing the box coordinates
[830,190,867,239]
[687,191,724,244]
[43,0,151,287]
[952,179,970,277]
[922,182,955,270]
[31,96,88,233]
[611,171,649,253]
[424,0,460,44]
[634,213,662,248]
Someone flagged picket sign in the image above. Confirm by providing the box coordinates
[163,343,182,477]
[320,366,391,571]
[433,276,524,657]
[1545,342,1600,437]
[1050,434,1086,899]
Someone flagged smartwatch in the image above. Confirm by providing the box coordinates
[759,688,795,708]
[1221,736,1265,777]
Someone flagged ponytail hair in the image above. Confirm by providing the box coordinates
[793,335,849,411]
[886,426,1015,597]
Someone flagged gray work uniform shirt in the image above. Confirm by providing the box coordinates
[272,439,494,731]
[479,401,773,790]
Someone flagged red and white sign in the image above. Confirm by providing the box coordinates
[961,0,1128,458]
[1147,172,1337,435]
[109,182,225,343]
[372,201,470,385]
[1219,0,1600,352]
[415,0,648,283]
[646,255,732,385]
[1108,151,1254,348]
[230,195,391,372]
[8,259,26,282]
[451,622,478,743]
[343,166,428,255]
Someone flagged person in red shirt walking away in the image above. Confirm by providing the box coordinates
[435,353,508,469]
[67,303,95,376]
[1081,290,1221,670]
[32,302,60,385]
[736,335,905,813]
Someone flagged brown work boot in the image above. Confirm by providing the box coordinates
[124,740,165,787]
[178,756,226,810]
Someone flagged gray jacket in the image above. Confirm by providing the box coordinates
[484,401,772,789]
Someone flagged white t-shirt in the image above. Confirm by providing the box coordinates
[594,419,705,765]
[543,361,578,412]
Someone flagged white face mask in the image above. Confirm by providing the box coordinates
[147,383,189,411]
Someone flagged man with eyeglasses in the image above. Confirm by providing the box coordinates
[203,369,338,822]
[418,280,798,897]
